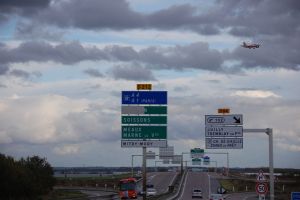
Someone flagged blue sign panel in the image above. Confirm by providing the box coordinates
[292,192,300,200]
[122,91,167,105]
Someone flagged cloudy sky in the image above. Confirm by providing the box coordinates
[0,0,299,168]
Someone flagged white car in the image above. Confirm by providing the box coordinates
[146,188,157,196]
[210,193,225,200]
[192,188,203,198]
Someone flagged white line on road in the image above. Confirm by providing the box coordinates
[208,173,211,198]
[178,171,189,200]
[164,172,177,193]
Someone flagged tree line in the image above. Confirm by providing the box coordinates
[0,153,55,199]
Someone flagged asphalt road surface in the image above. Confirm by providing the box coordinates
[134,171,178,199]
[177,171,221,200]
[147,171,178,194]
[225,192,258,200]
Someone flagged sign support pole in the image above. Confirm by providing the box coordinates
[142,147,147,200]
[244,128,274,200]
[131,155,134,177]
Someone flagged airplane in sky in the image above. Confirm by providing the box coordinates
[241,42,260,49]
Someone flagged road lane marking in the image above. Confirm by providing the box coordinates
[178,171,189,200]
[164,172,177,193]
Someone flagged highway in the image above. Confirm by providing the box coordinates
[147,171,178,194]
[176,171,220,200]
[133,171,178,199]
[225,192,258,200]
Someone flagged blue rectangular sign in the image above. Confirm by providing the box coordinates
[122,91,167,105]
[292,192,300,200]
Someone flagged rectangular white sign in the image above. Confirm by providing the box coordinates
[171,155,182,164]
[163,159,170,164]
[146,151,156,159]
[159,146,174,159]
[121,106,145,114]
[205,126,243,137]
[205,114,243,125]
[121,140,167,148]
[205,138,243,149]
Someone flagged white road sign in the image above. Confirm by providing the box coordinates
[205,114,243,125]
[159,146,174,159]
[163,159,170,164]
[146,151,156,159]
[256,183,268,195]
[171,155,182,164]
[205,138,243,149]
[205,126,243,137]
[257,171,266,182]
[121,140,167,148]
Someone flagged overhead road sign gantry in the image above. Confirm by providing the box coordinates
[190,148,204,158]
[159,146,174,159]
[121,140,167,148]
[205,114,243,125]
[122,105,167,115]
[122,116,167,124]
[122,91,167,104]
[205,126,243,137]
[206,138,243,149]
[122,126,167,139]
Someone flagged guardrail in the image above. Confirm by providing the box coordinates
[145,170,187,200]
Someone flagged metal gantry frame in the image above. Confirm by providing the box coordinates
[180,151,228,174]
[205,152,229,175]
[244,128,274,200]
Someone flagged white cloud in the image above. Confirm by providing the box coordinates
[53,144,80,155]
[277,143,300,152]
[231,90,281,98]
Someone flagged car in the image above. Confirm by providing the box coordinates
[210,193,225,200]
[146,183,154,188]
[146,188,157,196]
[192,188,203,198]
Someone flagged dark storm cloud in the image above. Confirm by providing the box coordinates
[139,42,223,71]
[111,65,156,81]
[0,40,299,74]
[221,0,300,37]
[0,41,224,72]
[1,0,299,38]
[230,36,300,70]
[0,41,107,65]
[15,21,65,41]
[9,69,30,79]
[84,69,104,78]
[0,0,50,8]
[37,0,144,29]
[0,64,9,75]
[0,0,50,22]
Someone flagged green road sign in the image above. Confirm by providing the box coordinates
[121,106,167,114]
[192,158,202,161]
[144,106,167,114]
[122,126,167,139]
[122,116,167,124]
[191,148,204,154]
